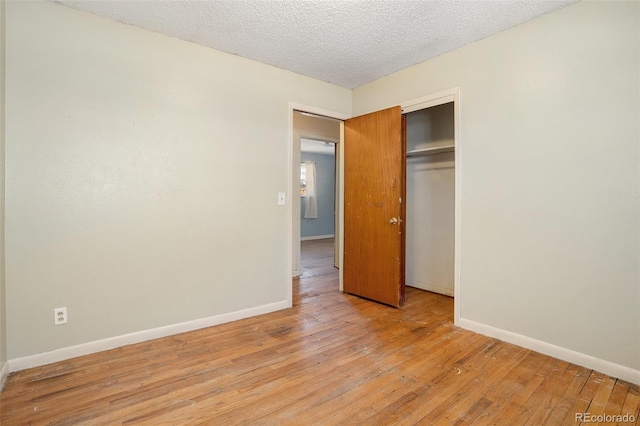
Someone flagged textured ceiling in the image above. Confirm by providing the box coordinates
[55,0,578,89]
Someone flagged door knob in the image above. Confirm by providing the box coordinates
[389,217,398,225]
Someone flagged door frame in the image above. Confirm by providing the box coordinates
[287,103,350,307]
[288,88,461,325]
[400,87,461,325]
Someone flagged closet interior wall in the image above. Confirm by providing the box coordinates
[405,102,455,296]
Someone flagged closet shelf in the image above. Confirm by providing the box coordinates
[406,145,455,157]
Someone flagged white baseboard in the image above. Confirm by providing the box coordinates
[0,361,8,392]
[458,318,640,386]
[301,234,334,241]
[9,300,289,373]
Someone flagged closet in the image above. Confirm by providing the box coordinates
[405,102,455,297]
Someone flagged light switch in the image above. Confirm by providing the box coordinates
[278,192,286,205]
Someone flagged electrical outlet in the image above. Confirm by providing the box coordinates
[54,307,67,326]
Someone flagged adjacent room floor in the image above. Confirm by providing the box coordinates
[0,238,638,424]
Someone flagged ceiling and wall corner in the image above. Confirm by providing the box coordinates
[53,0,578,89]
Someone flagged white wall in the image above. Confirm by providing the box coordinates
[355,0,640,373]
[0,0,7,388]
[300,152,335,238]
[5,1,351,360]
[293,113,340,143]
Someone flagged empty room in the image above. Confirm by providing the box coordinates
[0,0,639,424]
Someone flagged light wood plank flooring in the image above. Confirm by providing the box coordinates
[1,238,638,424]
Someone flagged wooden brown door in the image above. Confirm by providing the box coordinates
[344,106,406,307]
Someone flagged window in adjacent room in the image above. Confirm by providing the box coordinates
[300,163,307,197]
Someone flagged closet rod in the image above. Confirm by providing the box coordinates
[407,145,455,157]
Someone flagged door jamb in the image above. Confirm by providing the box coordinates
[287,103,350,308]
[399,87,462,326]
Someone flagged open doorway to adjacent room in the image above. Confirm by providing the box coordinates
[292,111,341,280]
[300,139,336,278]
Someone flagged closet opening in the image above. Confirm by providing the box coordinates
[404,102,456,302]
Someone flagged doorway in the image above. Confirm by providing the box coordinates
[299,137,337,276]
[290,108,344,281]
[287,89,460,324]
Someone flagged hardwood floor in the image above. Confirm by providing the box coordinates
[1,238,638,425]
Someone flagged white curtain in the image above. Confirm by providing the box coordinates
[304,162,318,218]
